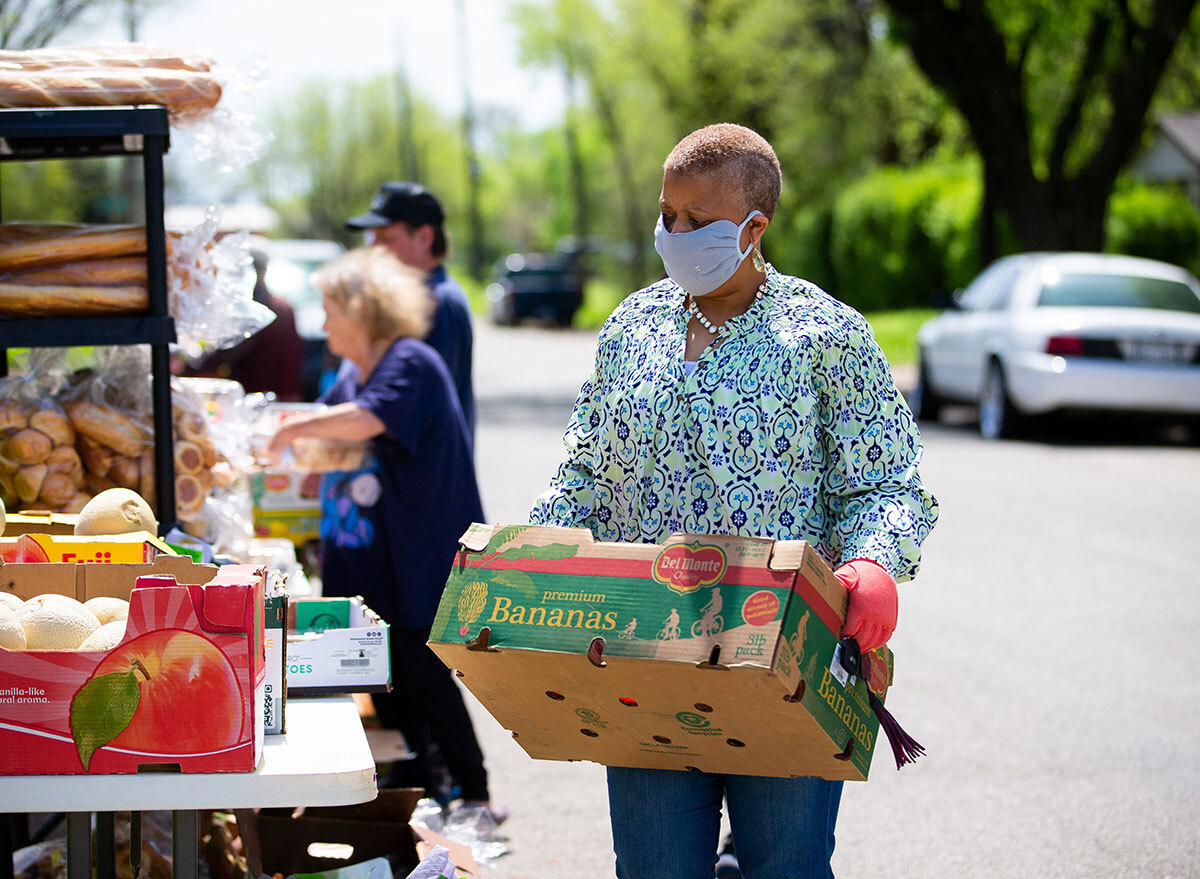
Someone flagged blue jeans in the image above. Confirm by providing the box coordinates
[607,766,843,879]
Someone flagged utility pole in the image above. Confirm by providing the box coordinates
[454,0,485,281]
[394,13,420,181]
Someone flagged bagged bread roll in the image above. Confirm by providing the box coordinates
[44,444,83,473]
[38,472,76,507]
[67,400,150,458]
[60,492,92,514]
[84,471,117,496]
[15,463,46,503]
[30,409,74,447]
[0,450,19,475]
[0,68,222,118]
[0,401,28,432]
[8,428,52,465]
[108,455,140,490]
[138,450,155,504]
[77,434,115,477]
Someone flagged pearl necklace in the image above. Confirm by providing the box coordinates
[687,277,770,336]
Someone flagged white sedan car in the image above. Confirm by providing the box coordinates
[912,252,1200,438]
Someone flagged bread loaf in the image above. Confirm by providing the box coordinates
[30,410,74,447]
[0,223,88,243]
[0,225,145,273]
[67,401,150,458]
[3,258,148,286]
[0,45,215,72]
[0,69,222,118]
[8,428,52,465]
[0,282,148,316]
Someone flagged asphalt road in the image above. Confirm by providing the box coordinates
[465,321,1200,879]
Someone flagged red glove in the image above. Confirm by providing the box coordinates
[835,558,898,652]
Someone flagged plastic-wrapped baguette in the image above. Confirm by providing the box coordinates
[0,44,214,72]
[0,68,222,118]
[2,258,148,286]
[0,225,146,272]
[0,283,148,316]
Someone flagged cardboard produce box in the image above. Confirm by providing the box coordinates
[0,558,267,775]
[0,531,174,564]
[250,470,323,544]
[429,525,895,782]
[2,511,79,536]
[263,591,288,735]
[285,597,391,695]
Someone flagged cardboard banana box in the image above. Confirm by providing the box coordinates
[429,524,895,782]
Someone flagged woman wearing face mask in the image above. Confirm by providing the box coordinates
[530,123,938,878]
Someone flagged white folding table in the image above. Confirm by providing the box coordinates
[1,696,378,879]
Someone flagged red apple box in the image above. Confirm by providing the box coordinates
[0,564,267,775]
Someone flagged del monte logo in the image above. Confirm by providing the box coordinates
[653,542,727,594]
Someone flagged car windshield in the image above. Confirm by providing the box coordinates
[1038,271,1200,313]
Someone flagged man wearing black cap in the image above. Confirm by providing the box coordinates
[346,181,476,440]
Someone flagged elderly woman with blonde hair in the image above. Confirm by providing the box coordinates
[269,246,498,816]
[531,124,938,877]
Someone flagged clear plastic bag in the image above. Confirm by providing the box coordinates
[61,347,155,501]
[0,350,86,513]
[170,207,276,357]
[0,42,272,169]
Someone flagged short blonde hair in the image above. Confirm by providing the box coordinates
[312,247,433,342]
[664,123,783,219]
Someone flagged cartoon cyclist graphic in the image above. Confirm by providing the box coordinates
[691,587,724,637]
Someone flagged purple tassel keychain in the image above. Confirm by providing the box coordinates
[841,637,925,770]
[868,691,925,769]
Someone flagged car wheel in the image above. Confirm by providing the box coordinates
[979,360,1025,440]
[909,354,943,422]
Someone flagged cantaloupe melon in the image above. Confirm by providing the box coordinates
[78,619,127,651]
[0,613,24,650]
[83,596,129,626]
[19,594,101,650]
[74,488,157,536]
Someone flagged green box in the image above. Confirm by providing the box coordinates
[430,524,894,781]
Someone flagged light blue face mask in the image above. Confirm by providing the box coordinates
[654,210,762,297]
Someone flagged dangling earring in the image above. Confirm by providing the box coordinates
[752,246,766,272]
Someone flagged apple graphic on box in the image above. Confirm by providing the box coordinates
[70,628,244,770]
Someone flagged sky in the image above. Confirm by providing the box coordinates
[72,0,568,204]
[83,0,566,129]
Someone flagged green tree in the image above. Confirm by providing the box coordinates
[883,0,1200,258]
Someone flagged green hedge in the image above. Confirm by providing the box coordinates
[1105,184,1200,271]
[825,161,980,312]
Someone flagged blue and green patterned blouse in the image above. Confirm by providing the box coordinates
[529,266,939,582]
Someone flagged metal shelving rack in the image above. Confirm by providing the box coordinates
[0,105,177,526]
